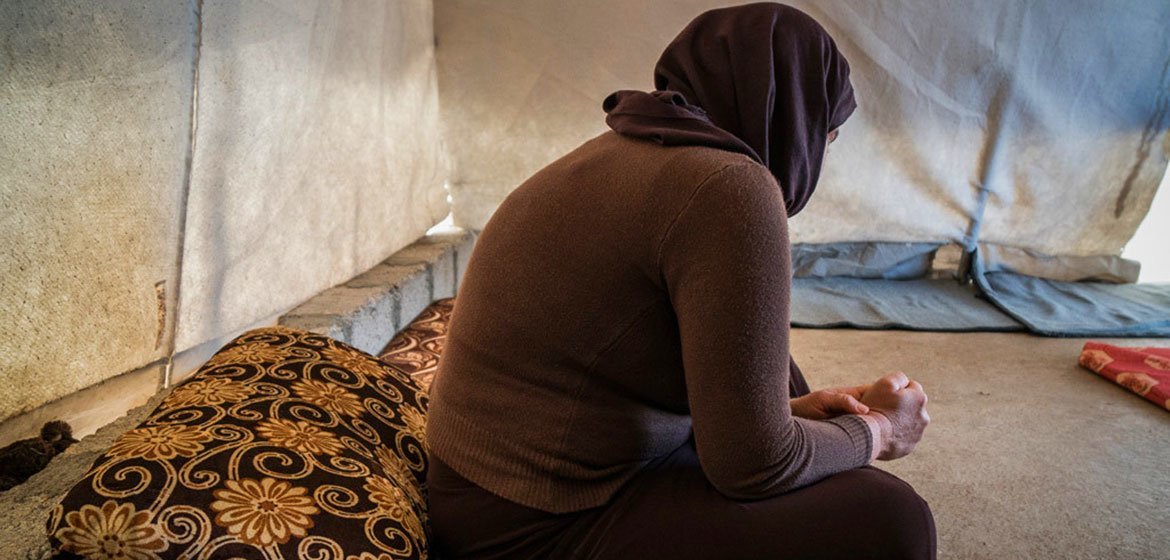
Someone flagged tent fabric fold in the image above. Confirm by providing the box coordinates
[792,242,940,280]
[972,265,1170,338]
[788,243,1170,337]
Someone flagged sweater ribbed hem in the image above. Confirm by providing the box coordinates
[825,414,874,469]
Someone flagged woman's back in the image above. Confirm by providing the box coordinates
[425,5,934,558]
[426,130,764,513]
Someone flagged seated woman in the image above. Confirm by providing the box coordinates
[425,3,935,559]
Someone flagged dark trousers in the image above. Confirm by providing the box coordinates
[426,362,937,559]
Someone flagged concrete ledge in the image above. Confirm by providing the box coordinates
[279,229,476,355]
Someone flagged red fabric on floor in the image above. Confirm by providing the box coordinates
[1079,342,1170,412]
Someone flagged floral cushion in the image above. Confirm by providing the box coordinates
[1079,342,1170,412]
[47,326,431,559]
[378,298,453,392]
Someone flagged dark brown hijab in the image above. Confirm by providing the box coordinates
[603,2,856,217]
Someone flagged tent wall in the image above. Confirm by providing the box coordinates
[436,0,1170,279]
[175,0,448,351]
[0,0,447,424]
[0,2,193,425]
[3,0,1167,426]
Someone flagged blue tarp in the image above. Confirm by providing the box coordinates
[786,242,1170,337]
[791,277,1023,332]
[974,271,1170,337]
[791,242,939,280]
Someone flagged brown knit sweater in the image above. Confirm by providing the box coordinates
[426,131,872,514]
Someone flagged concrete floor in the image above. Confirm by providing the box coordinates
[0,391,171,560]
[791,328,1170,560]
[3,328,1167,559]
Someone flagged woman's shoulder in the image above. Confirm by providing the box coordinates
[501,131,778,229]
[581,131,772,183]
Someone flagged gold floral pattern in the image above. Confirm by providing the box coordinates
[365,476,426,542]
[379,298,453,391]
[382,350,435,372]
[162,377,256,409]
[294,378,367,418]
[398,405,428,447]
[376,446,424,505]
[211,477,319,546]
[206,341,292,367]
[49,301,452,559]
[106,425,213,461]
[55,500,166,560]
[257,418,345,456]
[323,345,393,380]
[348,553,396,560]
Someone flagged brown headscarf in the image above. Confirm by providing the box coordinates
[603,2,856,217]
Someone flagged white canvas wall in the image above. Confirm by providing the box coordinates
[435,0,1170,279]
[176,0,448,351]
[0,1,194,422]
[4,0,1166,425]
[0,0,447,423]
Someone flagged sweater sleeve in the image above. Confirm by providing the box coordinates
[658,162,872,500]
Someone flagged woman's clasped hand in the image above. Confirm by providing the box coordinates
[791,372,930,461]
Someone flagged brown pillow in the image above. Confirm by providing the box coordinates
[47,326,430,559]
